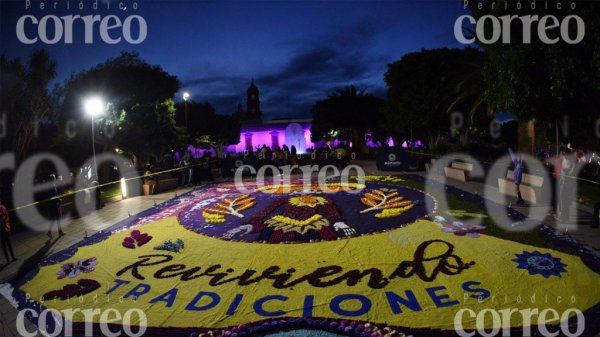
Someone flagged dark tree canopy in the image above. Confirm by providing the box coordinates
[383,47,487,145]
[0,50,56,161]
[60,52,179,109]
[467,0,600,149]
[56,52,183,166]
[311,85,385,150]
[0,49,56,209]
[176,101,241,154]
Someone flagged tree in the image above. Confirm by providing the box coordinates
[0,50,56,209]
[383,47,487,147]
[0,50,56,161]
[176,101,241,157]
[120,98,185,163]
[445,48,493,145]
[311,85,385,150]
[467,0,600,150]
[56,52,183,169]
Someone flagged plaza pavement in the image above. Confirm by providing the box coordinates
[0,187,195,335]
[353,160,600,250]
[0,160,598,336]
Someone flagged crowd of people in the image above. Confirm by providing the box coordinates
[146,143,353,183]
[232,143,351,171]
[510,144,600,228]
[545,145,600,227]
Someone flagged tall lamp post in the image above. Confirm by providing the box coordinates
[84,97,105,180]
[183,92,190,130]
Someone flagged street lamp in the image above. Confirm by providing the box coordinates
[83,97,105,180]
[183,92,190,130]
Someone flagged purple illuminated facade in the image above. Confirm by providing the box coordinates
[223,83,315,154]
[177,82,396,157]
[180,118,398,158]
[228,119,314,153]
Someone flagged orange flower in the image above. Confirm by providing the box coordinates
[289,195,327,208]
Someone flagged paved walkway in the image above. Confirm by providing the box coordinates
[0,186,197,335]
[354,160,600,250]
[0,187,194,284]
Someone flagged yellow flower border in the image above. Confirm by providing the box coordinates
[361,175,405,183]
[375,203,415,218]
[270,214,323,227]
[255,182,365,194]
[202,210,226,223]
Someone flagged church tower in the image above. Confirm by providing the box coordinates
[246,81,261,122]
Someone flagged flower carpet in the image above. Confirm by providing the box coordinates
[8,177,600,337]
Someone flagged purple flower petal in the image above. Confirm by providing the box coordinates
[82,257,97,269]
[68,268,80,278]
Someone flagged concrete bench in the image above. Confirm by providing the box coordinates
[444,161,474,182]
[498,170,544,204]
[155,172,179,193]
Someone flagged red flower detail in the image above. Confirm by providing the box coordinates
[42,279,101,301]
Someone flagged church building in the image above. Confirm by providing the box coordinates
[230,82,314,153]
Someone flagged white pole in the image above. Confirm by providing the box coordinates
[91,116,98,179]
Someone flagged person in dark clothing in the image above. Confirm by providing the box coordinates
[47,175,64,239]
[0,201,17,264]
[191,158,202,186]
[142,166,157,195]
[179,152,191,187]
[91,179,103,209]
[551,149,565,215]
[559,147,575,223]
[203,157,214,182]
[282,144,290,155]
[508,148,525,205]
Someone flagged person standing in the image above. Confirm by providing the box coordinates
[180,151,192,187]
[203,156,214,182]
[559,147,576,223]
[186,151,194,187]
[192,157,202,186]
[0,200,17,264]
[290,145,297,157]
[550,149,565,215]
[47,174,64,239]
[290,145,298,167]
[508,148,525,206]
[142,165,157,195]
[91,178,103,209]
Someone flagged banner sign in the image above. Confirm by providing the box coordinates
[376,149,409,172]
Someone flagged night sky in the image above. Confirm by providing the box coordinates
[1,0,468,119]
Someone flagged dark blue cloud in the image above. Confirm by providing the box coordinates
[182,21,390,118]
